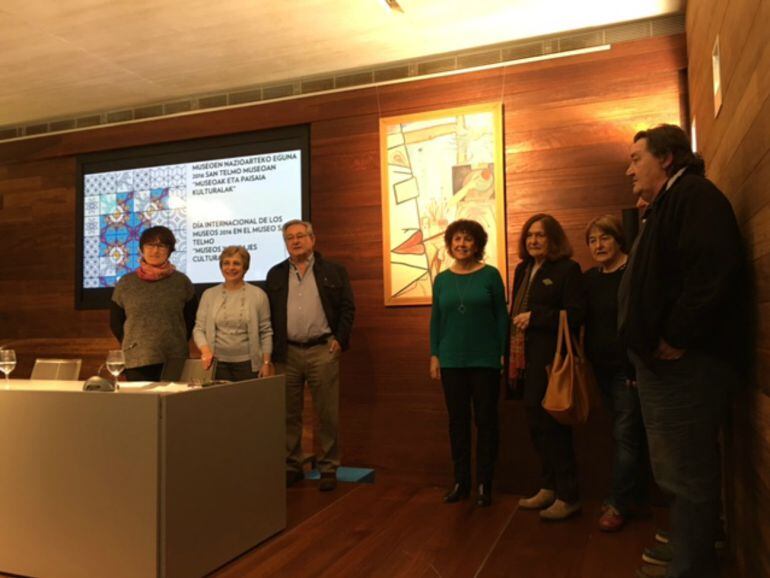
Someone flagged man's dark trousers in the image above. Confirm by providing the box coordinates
[631,350,733,578]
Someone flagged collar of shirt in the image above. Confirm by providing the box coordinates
[645,166,689,221]
[289,252,315,279]
[666,167,687,191]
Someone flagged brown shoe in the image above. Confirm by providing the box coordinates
[598,504,625,532]
[539,499,581,521]
[319,472,337,491]
[518,489,555,510]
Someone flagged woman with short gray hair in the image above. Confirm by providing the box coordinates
[193,245,274,381]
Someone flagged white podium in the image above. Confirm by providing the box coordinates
[0,376,286,578]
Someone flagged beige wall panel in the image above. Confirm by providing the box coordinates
[0,391,159,578]
[162,378,286,578]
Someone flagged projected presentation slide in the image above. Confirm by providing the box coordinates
[82,150,302,288]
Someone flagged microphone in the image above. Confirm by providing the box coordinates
[83,364,115,392]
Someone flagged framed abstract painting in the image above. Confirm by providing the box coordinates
[380,102,506,306]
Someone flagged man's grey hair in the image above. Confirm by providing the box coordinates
[282,219,314,236]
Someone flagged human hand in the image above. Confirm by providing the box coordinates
[329,339,342,354]
[430,356,441,380]
[259,362,275,378]
[654,338,685,360]
[513,312,531,331]
[200,350,214,370]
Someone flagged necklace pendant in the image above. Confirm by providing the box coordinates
[458,304,466,314]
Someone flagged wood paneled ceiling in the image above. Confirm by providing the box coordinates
[0,0,682,127]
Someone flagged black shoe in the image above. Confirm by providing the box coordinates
[476,482,492,507]
[443,483,470,503]
[654,528,725,550]
[286,470,303,487]
[642,543,672,566]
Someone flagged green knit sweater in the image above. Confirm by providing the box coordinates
[430,265,508,369]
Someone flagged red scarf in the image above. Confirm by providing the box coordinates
[508,264,533,381]
[136,259,176,282]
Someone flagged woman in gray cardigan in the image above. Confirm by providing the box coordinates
[193,246,274,381]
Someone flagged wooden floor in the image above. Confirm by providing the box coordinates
[212,475,672,578]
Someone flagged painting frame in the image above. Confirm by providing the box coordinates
[379,102,506,306]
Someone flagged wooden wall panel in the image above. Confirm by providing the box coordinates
[0,35,686,497]
[687,1,770,575]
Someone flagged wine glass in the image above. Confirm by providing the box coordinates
[0,349,16,385]
[105,350,125,391]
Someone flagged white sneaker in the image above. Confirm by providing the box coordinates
[518,488,556,509]
[539,499,581,520]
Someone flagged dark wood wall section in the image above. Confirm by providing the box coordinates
[0,35,686,495]
[686,1,770,576]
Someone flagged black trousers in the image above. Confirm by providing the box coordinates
[215,360,258,382]
[525,404,579,502]
[124,363,163,382]
[440,367,500,486]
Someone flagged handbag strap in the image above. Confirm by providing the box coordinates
[558,310,574,356]
[558,310,591,358]
[554,309,565,356]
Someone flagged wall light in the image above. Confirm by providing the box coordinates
[712,35,722,118]
[690,116,698,152]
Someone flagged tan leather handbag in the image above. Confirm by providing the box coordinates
[542,310,598,425]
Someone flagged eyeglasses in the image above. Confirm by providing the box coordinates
[284,233,310,242]
[144,242,170,250]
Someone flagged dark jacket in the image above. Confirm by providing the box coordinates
[621,168,747,369]
[513,257,585,406]
[266,252,355,362]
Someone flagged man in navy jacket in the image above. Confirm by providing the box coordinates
[619,124,746,578]
[266,220,355,491]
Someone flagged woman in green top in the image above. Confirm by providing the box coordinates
[430,219,508,507]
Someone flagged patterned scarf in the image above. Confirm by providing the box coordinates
[136,258,176,282]
[508,264,534,382]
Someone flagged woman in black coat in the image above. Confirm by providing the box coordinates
[509,213,585,520]
[584,215,648,532]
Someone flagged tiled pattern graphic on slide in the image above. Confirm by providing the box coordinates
[83,166,187,288]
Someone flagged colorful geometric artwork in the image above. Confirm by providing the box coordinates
[379,103,506,306]
[83,166,187,288]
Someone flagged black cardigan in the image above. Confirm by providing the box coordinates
[512,257,585,407]
[265,252,355,362]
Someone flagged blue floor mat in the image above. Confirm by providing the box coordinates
[305,466,375,483]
